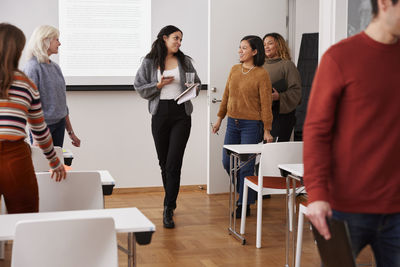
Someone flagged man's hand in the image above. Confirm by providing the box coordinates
[306,200,332,240]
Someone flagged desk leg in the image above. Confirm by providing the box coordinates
[128,233,136,267]
[0,241,4,259]
[285,176,290,267]
[291,175,296,267]
[228,154,233,233]
[227,154,246,245]
[118,234,136,267]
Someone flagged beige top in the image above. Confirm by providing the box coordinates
[217,64,273,131]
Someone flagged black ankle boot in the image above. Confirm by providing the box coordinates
[163,207,175,228]
[233,205,251,219]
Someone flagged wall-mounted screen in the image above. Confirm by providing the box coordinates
[59,0,151,85]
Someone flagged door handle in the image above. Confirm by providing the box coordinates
[212,98,222,104]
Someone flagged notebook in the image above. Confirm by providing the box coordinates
[311,217,356,267]
[174,83,200,104]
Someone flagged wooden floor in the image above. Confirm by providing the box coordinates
[0,186,374,267]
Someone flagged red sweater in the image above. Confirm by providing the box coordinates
[303,32,400,214]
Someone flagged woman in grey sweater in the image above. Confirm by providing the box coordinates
[134,25,200,229]
[24,25,80,148]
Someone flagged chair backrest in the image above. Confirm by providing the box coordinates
[31,146,63,172]
[36,171,104,212]
[11,217,118,267]
[259,142,303,177]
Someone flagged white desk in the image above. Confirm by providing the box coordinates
[278,163,304,267]
[278,164,303,178]
[0,207,155,267]
[223,144,263,245]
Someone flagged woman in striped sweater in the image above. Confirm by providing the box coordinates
[0,23,66,213]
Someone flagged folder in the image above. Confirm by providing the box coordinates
[174,83,200,104]
[311,217,356,267]
[272,79,287,93]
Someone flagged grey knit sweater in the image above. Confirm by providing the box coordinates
[24,57,68,125]
[134,56,201,115]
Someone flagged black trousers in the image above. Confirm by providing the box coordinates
[151,100,191,210]
[271,104,296,142]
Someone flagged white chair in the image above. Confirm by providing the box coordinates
[11,217,118,267]
[31,146,64,172]
[36,171,104,211]
[295,202,308,267]
[240,142,304,248]
[0,146,64,214]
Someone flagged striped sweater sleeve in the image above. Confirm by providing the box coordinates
[15,74,61,169]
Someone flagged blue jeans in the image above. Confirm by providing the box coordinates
[47,118,66,147]
[29,118,66,147]
[222,117,263,205]
[332,210,400,267]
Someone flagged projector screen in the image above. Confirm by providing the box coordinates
[59,0,151,85]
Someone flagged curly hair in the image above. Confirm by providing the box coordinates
[263,33,291,61]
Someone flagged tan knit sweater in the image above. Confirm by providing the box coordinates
[217,64,273,131]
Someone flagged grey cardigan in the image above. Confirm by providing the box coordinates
[134,56,201,115]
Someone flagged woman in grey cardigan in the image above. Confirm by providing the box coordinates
[134,25,201,229]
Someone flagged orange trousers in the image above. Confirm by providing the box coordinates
[0,139,38,213]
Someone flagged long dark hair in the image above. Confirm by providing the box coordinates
[0,23,26,98]
[241,35,265,66]
[145,25,189,73]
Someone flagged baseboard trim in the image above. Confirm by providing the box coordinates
[113,184,207,194]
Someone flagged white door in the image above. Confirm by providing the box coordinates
[207,0,288,193]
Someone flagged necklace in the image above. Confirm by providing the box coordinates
[241,64,255,74]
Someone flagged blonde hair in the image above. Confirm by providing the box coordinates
[263,33,291,61]
[26,25,59,63]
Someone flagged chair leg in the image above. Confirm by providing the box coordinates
[256,190,263,248]
[295,204,307,267]
[240,182,249,234]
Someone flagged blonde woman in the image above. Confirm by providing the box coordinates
[24,25,80,147]
[263,33,301,141]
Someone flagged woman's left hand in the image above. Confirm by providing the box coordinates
[69,132,81,147]
[264,131,274,143]
[272,88,280,101]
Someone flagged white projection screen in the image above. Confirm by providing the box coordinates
[59,0,151,86]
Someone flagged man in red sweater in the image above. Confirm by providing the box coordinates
[303,0,400,265]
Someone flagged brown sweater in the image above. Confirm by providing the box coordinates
[217,64,273,131]
[263,58,301,114]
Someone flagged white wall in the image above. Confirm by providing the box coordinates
[66,91,207,188]
[294,0,319,64]
[318,0,348,60]
[1,0,208,188]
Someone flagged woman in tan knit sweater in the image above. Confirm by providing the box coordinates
[212,35,273,218]
[263,33,301,141]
